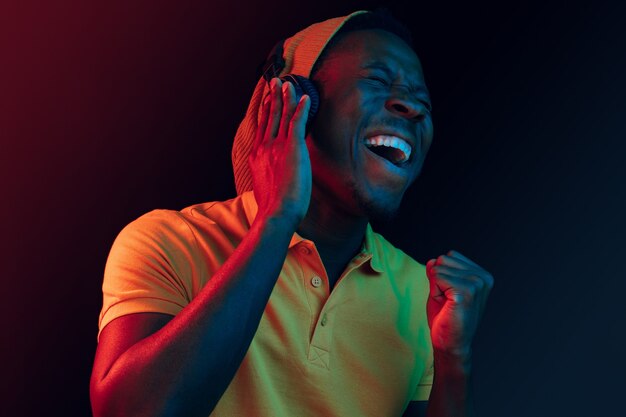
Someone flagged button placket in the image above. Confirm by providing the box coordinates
[296,240,334,362]
[309,308,333,370]
[311,275,322,288]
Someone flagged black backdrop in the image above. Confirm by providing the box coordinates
[3,1,625,416]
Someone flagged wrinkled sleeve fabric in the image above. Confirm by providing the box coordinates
[412,358,434,401]
[410,259,434,402]
[97,210,203,341]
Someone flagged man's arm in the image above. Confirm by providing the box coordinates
[90,79,312,417]
[402,354,473,417]
[91,214,297,417]
[425,353,474,417]
[422,250,494,417]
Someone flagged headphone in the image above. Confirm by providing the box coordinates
[257,38,320,127]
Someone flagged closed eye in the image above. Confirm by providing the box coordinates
[365,76,433,112]
[368,76,389,85]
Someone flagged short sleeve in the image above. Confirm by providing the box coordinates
[97,210,202,340]
[411,359,434,401]
[411,317,434,401]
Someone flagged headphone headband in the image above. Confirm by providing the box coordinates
[258,39,286,82]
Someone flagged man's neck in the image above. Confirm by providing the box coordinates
[296,189,368,281]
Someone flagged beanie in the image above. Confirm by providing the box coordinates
[231,10,370,195]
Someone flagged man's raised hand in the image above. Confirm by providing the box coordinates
[249,77,312,227]
[425,250,494,359]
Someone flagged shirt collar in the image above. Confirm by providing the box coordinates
[363,223,384,273]
[240,191,383,272]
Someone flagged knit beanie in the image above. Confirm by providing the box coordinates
[231,10,370,195]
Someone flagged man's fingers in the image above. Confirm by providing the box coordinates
[268,78,283,139]
[428,258,475,278]
[430,262,482,280]
[255,92,272,151]
[288,94,311,141]
[427,270,486,304]
[278,81,297,138]
[432,253,493,288]
[426,259,444,299]
[431,266,486,287]
[433,254,472,271]
[260,78,309,143]
[447,250,480,268]
[427,259,484,290]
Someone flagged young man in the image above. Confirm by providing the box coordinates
[91,10,493,417]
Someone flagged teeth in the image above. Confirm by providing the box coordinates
[364,135,412,163]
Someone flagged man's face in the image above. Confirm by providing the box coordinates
[307,29,434,221]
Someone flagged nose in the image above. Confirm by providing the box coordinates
[384,89,428,122]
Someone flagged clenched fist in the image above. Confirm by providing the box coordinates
[426,250,494,358]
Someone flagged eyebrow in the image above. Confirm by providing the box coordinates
[361,61,430,96]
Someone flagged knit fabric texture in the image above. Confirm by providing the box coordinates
[231,10,369,195]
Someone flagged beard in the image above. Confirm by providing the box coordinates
[350,182,403,224]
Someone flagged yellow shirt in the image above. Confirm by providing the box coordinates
[99,191,434,416]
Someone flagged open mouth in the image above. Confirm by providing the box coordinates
[364,135,412,166]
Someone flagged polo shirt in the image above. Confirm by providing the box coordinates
[98,191,434,417]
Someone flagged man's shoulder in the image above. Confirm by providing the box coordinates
[178,192,253,233]
[135,193,249,225]
[369,228,425,274]
[116,193,249,244]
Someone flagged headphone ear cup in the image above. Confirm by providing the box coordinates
[280,74,320,127]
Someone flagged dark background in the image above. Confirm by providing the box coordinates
[3,0,625,416]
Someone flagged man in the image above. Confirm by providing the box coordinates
[90,9,493,417]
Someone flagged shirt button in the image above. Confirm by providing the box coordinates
[320,314,328,326]
[311,276,322,288]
